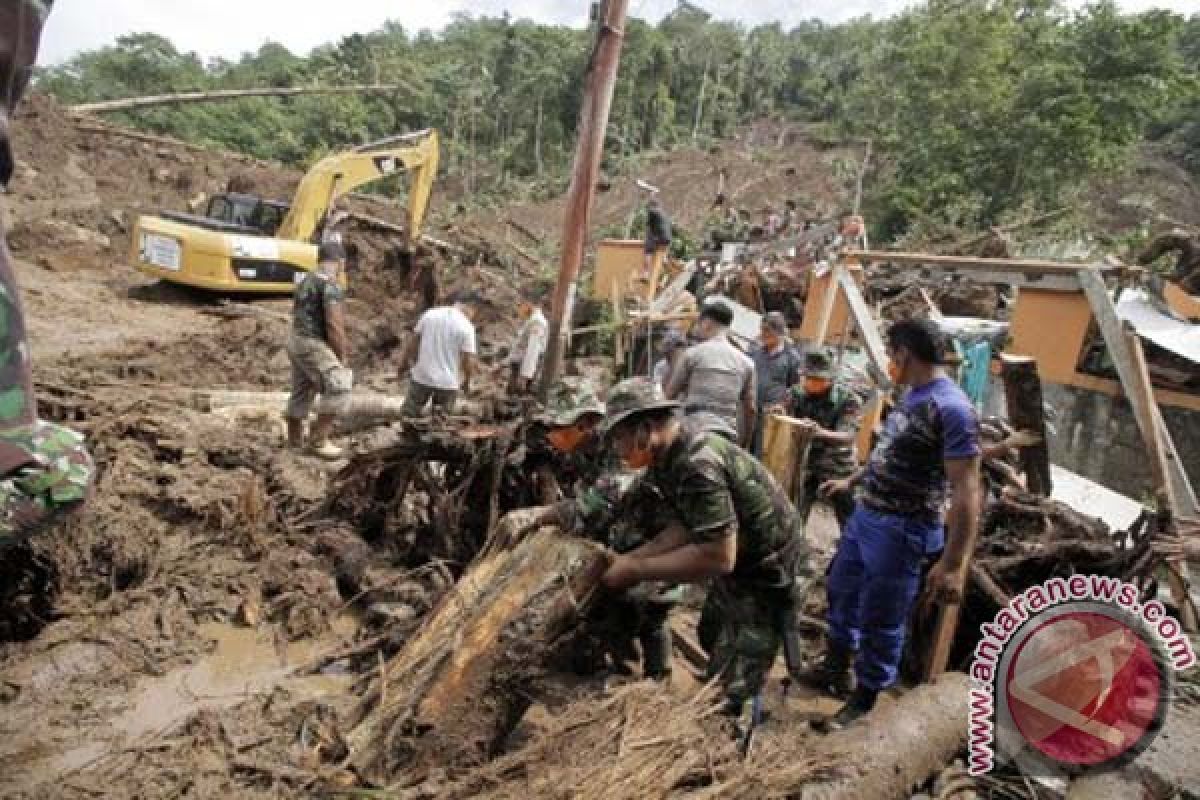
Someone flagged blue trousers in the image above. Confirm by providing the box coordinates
[826,504,943,691]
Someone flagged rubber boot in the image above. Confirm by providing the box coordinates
[793,642,856,699]
[307,413,344,460]
[285,417,305,449]
[640,621,673,682]
[814,685,878,733]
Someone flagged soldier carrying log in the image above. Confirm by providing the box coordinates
[521,380,678,681]
[597,378,812,715]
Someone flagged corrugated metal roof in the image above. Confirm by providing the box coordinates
[1117,289,1200,366]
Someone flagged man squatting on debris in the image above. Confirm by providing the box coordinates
[285,240,353,460]
[597,378,812,715]
[399,291,483,415]
[0,0,95,544]
[799,317,982,730]
[665,301,757,448]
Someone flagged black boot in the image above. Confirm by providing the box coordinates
[793,643,856,698]
[640,624,673,682]
[814,686,878,733]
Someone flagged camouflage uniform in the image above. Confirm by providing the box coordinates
[286,271,351,419]
[0,0,95,545]
[788,349,862,526]
[0,421,93,544]
[605,379,810,708]
[535,380,678,678]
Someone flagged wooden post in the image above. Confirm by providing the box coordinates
[761,414,813,498]
[539,0,630,394]
[1122,326,1199,632]
[999,354,1053,496]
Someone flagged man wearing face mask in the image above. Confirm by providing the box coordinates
[522,380,676,680]
[801,318,981,730]
[0,0,95,547]
[665,301,756,447]
[785,347,862,527]
[598,378,810,714]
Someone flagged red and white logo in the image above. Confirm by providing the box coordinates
[1002,607,1166,769]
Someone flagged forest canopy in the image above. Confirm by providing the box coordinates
[37,0,1200,237]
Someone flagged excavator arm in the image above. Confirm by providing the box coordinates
[277,129,439,245]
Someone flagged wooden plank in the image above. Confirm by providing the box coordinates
[835,264,891,386]
[811,262,843,345]
[845,250,1124,276]
[999,355,1053,496]
[70,84,408,115]
[1123,326,1199,632]
[762,414,802,497]
[1078,270,1197,517]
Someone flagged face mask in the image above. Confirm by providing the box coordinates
[804,376,832,395]
[619,428,655,469]
[547,425,587,454]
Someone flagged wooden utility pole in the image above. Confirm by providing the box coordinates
[539,0,630,393]
[999,354,1053,496]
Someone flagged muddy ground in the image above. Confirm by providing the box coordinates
[0,97,861,799]
[2,96,1199,800]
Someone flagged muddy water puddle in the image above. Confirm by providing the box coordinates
[4,621,354,791]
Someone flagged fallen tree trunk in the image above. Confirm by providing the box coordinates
[792,672,970,800]
[345,522,610,786]
[70,84,407,115]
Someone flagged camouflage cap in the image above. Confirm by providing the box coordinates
[536,378,605,427]
[600,377,680,436]
[804,347,835,380]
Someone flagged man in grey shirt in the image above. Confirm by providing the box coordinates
[750,311,804,456]
[665,302,756,447]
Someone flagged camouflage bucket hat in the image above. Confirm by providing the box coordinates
[804,347,835,380]
[601,377,680,437]
[536,378,605,427]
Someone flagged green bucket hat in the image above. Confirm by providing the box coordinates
[803,347,835,380]
[536,378,606,427]
[600,377,680,436]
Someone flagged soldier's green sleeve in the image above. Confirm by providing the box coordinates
[676,459,737,543]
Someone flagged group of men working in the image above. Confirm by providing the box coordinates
[516,307,984,731]
[281,180,984,730]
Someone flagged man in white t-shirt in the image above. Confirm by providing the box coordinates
[400,291,482,415]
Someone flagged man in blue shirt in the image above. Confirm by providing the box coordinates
[803,318,982,729]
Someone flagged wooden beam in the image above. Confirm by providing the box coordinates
[761,414,812,498]
[1123,326,1199,632]
[845,249,1125,276]
[1078,270,1197,517]
[999,355,1053,496]
[835,263,891,385]
[811,262,844,345]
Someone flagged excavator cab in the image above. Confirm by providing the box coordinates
[205,194,289,235]
[131,129,439,293]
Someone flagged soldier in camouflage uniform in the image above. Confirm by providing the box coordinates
[0,0,95,545]
[523,380,678,680]
[785,347,863,527]
[599,378,811,712]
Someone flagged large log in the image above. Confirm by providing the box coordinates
[795,673,971,800]
[345,522,610,786]
[1000,354,1052,496]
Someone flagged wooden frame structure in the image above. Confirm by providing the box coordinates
[800,250,1199,675]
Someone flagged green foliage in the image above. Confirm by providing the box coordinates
[35,3,1200,235]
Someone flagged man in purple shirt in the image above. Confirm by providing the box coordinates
[802,317,982,729]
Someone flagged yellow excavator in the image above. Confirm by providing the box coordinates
[131,129,439,292]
